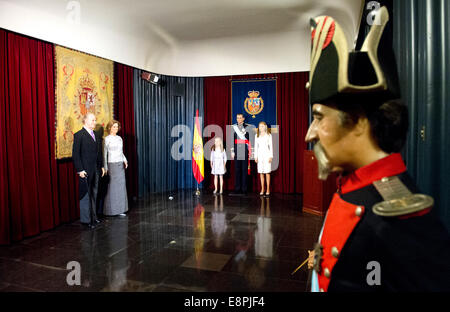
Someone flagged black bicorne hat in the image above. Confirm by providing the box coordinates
[307,6,400,105]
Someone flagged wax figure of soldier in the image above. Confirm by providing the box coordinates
[305,6,450,291]
[230,113,251,195]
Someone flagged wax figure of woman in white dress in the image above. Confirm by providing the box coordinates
[103,120,129,216]
[210,137,227,194]
[254,121,273,197]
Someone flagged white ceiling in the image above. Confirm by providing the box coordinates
[0,0,364,76]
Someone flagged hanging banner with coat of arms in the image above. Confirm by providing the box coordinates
[231,79,277,127]
[55,45,114,159]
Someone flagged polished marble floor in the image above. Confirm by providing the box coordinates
[0,191,323,292]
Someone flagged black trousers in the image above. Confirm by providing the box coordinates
[79,171,99,224]
[235,159,248,192]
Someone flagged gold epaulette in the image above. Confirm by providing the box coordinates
[372,176,434,217]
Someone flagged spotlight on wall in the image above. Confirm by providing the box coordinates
[141,71,160,85]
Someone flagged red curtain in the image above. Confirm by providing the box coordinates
[204,72,309,194]
[0,29,10,244]
[114,63,138,200]
[0,29,79,244]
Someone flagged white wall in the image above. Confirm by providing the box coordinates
[0,0,364,76]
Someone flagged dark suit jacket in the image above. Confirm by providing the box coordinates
[72,127,103,178]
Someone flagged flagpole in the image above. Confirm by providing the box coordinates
[195,180,200,196]
[193,148,200,196]
[193,108,203,197]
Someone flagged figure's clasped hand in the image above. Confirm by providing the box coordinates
[307,250,315,270]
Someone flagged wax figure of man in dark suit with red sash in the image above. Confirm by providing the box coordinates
[304,6,450,291]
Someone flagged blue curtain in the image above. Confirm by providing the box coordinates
[394,0,450,230]
[133,70,204,196]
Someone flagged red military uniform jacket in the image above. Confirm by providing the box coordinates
[315,153,450,292]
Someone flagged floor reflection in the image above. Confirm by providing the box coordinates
[0,191,323,292]
[255,197,273,259]
[193,203,205,268]
[103,221,130,291]
[211,195,227,249]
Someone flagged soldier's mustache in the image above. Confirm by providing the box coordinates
[313,142,332,181]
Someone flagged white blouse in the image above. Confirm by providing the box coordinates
[103,135,127,170]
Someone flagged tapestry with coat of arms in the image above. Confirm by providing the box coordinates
[231,79,277,128]
[55,45,114,159]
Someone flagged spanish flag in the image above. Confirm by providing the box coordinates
[192,109,204,184]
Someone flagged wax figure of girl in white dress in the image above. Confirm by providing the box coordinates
[103,120,129,216]
[254,121,273,197]
[210,137,227,195]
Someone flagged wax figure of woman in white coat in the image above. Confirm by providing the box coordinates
[254,122,273,197]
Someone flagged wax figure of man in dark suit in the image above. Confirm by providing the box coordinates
[72,113,106,228]
[230,113,251,195]
[304,7,450,291]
